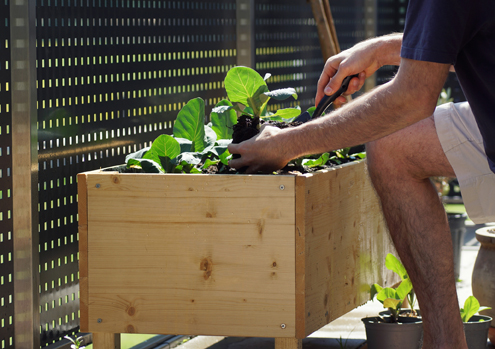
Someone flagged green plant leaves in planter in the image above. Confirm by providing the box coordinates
[460,295,491,322]
[173,97,206,152]
[225,66,270,117]
[125,66,366,174]
[211,99,236,140]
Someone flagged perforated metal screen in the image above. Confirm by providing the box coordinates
[36,0,237,346]
[255,1,322,111]
[0,1,14,348]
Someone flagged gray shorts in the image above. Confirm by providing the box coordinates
[434,101,495,224]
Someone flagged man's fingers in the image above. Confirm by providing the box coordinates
[227,157,243,169]
[227,142,240,154]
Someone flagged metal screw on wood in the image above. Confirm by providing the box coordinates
[279,185,285,190]
[280,323,286,329]
[97,318,102,323]
[95,183,101,188]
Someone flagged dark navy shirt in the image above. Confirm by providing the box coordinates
[401,0,495,173]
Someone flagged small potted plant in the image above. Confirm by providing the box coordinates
[362,253,423,349]
[461,295,492,348]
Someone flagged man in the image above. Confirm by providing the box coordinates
[228,1,495,348]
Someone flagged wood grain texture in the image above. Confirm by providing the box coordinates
[79,162,398,340]
[275,338,302,349]
[77,173,89,332]
[84,173,297,338]
[92,333,120,349]
[295,161,398,337]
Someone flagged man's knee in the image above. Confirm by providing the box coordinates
[366,135,403,179]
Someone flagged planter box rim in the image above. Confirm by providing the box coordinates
[88,158,365,177]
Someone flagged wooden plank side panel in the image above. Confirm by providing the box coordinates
[85,173,297,338]
[300,161,399,337]
[77,173,89,332]
[294,176,307,338]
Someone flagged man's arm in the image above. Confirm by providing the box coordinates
[228,57,450,173]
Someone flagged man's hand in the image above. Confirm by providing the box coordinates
[227,125,293,174]
[316,34,403,108]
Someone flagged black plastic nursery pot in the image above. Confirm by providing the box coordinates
[464,315,492,349]
[362,316,423,349]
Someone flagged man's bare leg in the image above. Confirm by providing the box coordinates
[366,115,467,348]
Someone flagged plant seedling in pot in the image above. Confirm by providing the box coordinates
[461,296,491,323]
[370,253,417,323]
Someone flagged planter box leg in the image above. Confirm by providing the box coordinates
[275,338,302,349]
[92,333,120,349]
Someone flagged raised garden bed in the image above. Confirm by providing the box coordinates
[78,159,398,348]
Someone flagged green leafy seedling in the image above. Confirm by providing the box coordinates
[370,253,415,322]
[460,296,491,322]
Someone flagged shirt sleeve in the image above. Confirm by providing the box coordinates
[401,0,472,64]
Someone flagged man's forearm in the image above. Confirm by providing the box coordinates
[282,58,449,160]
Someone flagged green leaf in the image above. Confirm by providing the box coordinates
[376,287,398,303]
[127,158,163,173]
[396,278,413,301]
[202,159,220,169]
[144,135,181,173]
[264,88,298,101]
[172,152,203,167]
[125,147,150,163]
[175,137,193,153]
[173,97,206,152]
[306,106,316,118]
[383,298,401,310]
[127,158,142,168]
[329,156,342,165]
[225,66,269,117]
[218,149,231,166]
[461,296,481,322]
[149,134,181,159]
[370,283,383,301]
[302,153,330,168]
[335,147,350,159]
[138,159,164,173]
[351,152,367,159]
[269,107,301,119]
[210,139,232,157]
[385,254,409,281]
[211,105,234,114]
[203,124,218,152]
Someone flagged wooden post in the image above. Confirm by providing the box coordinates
[322,0,340,53]
[92,333,121,349]
[275,338,302,349]
[307,0,337,61]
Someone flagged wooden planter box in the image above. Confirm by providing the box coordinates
[78,160,397,348]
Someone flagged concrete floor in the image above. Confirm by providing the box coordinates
[178,222,495,349]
